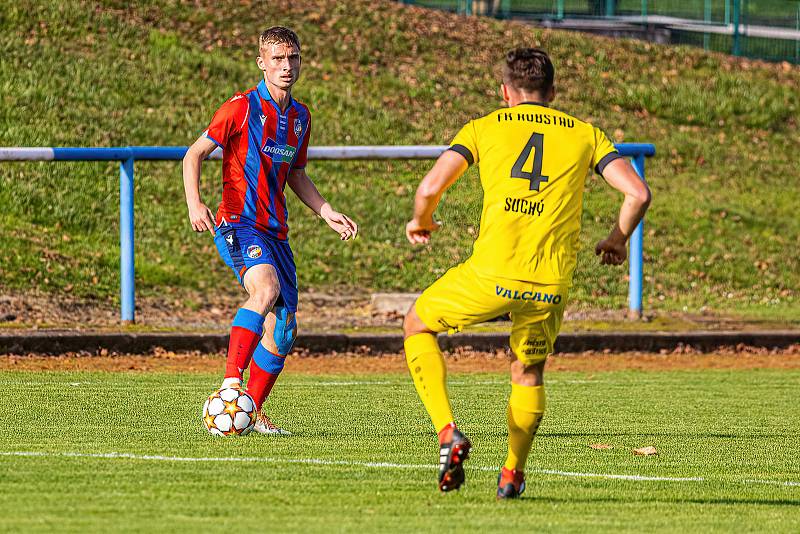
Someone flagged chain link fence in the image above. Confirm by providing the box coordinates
[400,0,800,63]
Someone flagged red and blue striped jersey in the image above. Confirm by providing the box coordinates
[204,80,311,241]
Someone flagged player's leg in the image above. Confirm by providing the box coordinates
[214,224,280,388]
[219,262,280,388]
[498,285,567,499]
[405,305,472,492]
[498,358,546,499]
[242,236,298,435]
[248,304,297,435]
[404,262,507,491]
[403,306,455,441]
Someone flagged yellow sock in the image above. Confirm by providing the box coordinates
[504,383,546,471]
[404,333,454,433]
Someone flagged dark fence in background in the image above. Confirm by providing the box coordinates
[400,0,800,63]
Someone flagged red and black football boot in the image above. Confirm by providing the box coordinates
[437,427,472,492]
[496,467,526,499]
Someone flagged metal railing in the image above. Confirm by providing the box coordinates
[401,0,800,63]
[0,144,654,322]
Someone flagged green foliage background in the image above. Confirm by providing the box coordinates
[0,0,798,319]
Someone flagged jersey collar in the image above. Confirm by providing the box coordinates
[517,101,549,107]
[257,80,295,115]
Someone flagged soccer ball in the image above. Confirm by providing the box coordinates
[202,387,257,436]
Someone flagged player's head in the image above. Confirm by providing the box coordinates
[257,26,302,91]
[501,48,555,106]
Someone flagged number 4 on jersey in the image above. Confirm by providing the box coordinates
[511,132,549,191]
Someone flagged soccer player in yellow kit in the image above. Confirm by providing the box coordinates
[403,48,652,498]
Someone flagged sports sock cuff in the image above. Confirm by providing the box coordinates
[232,308,265,335]
[509,383,546,413]
[404,333,440,360]
[252,344,286,375]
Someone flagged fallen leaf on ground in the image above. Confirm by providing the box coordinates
[589,443,613,450]
[633,446,658,456]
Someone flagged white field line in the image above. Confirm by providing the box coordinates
[1,451,797,488]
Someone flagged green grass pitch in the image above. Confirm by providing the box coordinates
[1,367,799,532]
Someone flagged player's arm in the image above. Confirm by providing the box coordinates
[182,135,219,235]
[286,168,358,240]
[595,158,652,265]
[406,150,469,244]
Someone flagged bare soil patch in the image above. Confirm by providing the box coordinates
[3,290,796,333]
[2,345,799,374]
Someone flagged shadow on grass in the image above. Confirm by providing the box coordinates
[542,432,794,439]
[520,496,800,507]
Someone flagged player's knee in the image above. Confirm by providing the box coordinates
[511,359,545,386]
[249,284,280,313]
[273,309,298,355]
[403,303,426,338]
[402,312,414,337]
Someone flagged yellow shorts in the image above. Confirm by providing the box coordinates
[415,261,568,365]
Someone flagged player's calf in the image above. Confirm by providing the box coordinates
[245,310,297,432]
[246,343,287,410]
[272,307,297,355]
[223,308,265,383]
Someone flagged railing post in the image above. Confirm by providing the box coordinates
[796,4,799,62]
[732,0,741,56]
[628,154,646,319]
[120,157,135,324]
[501,0,511,18]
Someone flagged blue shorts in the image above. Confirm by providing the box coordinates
[214,221,298,313]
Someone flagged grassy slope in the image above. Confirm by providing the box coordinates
[0,0,798,319]
[1,368,799,531]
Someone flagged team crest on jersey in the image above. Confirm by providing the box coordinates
[262,137,297,164]
[294,119,302,137]
[246,245,262,259]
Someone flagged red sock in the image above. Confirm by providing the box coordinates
[246,345,286,410]
[224,309,265,380]
[225,327,261,379]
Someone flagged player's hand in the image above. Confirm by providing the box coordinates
[188,201,216,236]
[405,218,441,244]
[320,204,358,241]
[595,236,627,265]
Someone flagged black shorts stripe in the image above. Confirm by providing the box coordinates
[595,151,624,176]
[220,225,246,276]
[448,144,475,166]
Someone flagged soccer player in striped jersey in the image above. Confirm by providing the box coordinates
[183,27,358,435]
[403,48,651,496]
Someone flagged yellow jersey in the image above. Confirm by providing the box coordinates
[449,102,620,286]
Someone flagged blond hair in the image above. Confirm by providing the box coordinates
[259,26,301,53]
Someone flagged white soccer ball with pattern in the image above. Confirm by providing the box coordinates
[202,387,257,436]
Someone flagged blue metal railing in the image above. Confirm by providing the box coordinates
[0,143,654,322]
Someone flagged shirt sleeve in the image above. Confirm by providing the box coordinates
[591,126,623,176]
[293,114,311,170]
[204,94,248,149]
[448,120,479,166]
